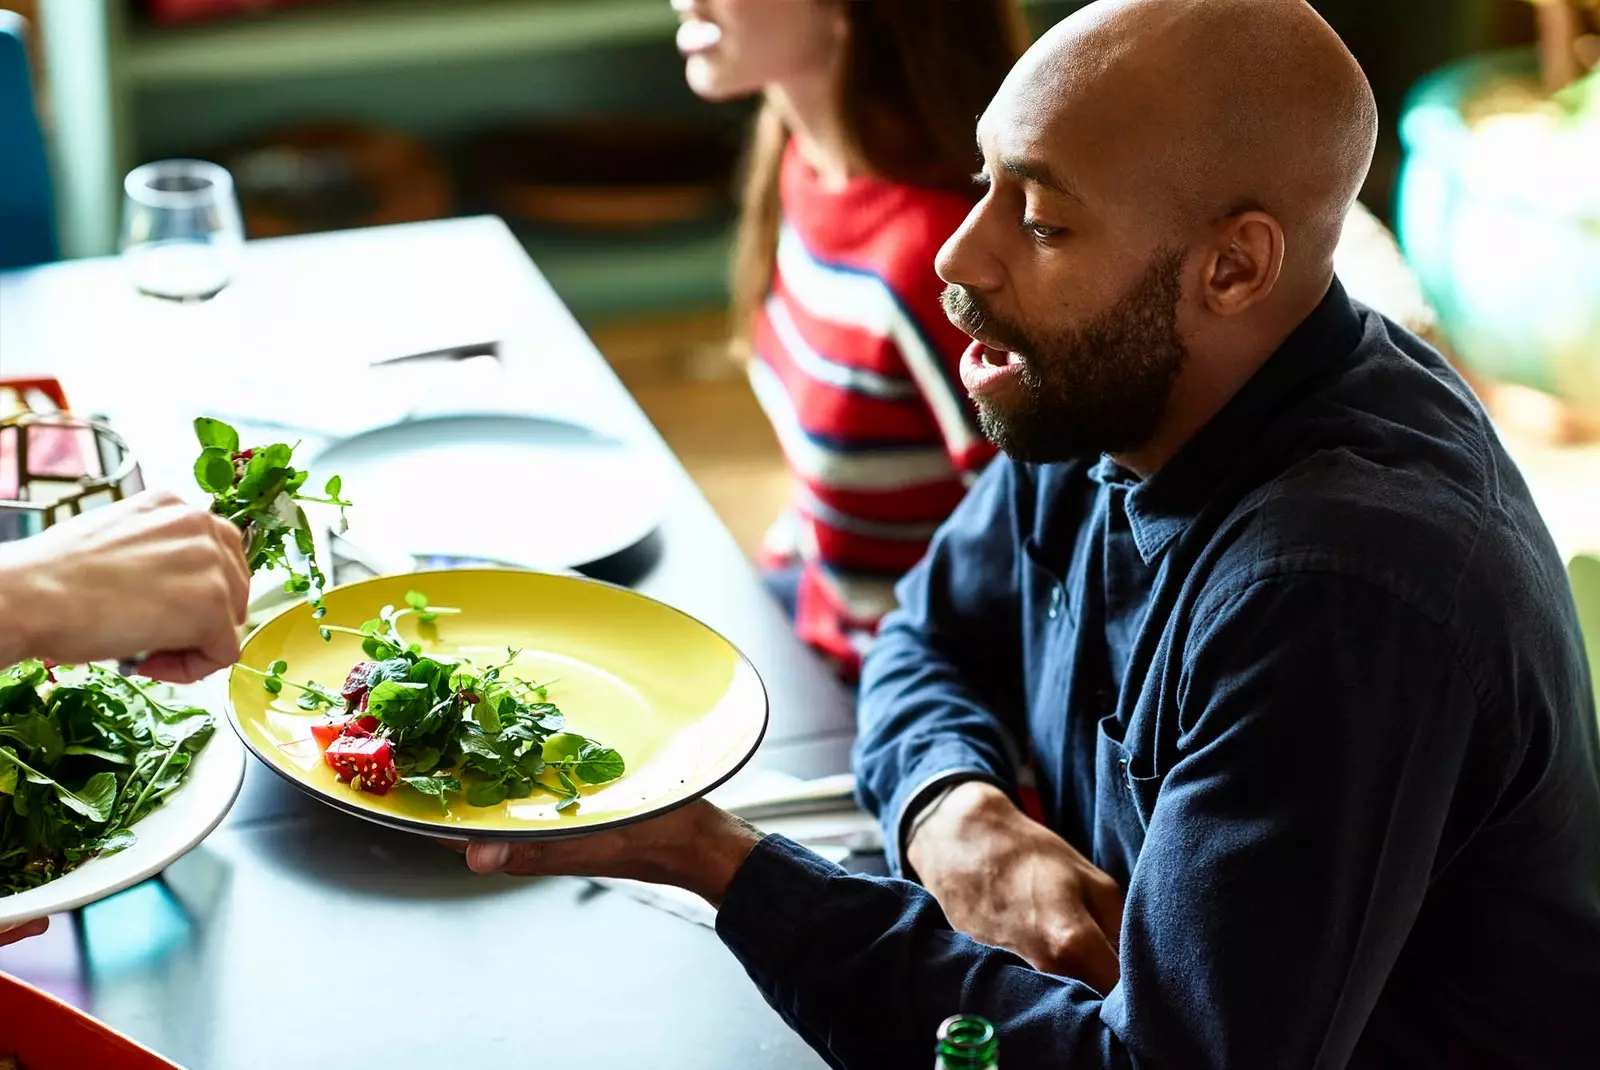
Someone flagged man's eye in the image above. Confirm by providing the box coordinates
[1021,218,1062,240]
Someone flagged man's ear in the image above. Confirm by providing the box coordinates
[1198,211,1284,317]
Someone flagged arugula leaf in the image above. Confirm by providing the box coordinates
[65,772,118,824]
[0,661,48,712]
[0,712,66,764]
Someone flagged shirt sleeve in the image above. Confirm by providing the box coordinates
[853,458,1029,876]
[725,572,1493,1069]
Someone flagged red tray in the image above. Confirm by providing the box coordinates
[0,971,185,1069]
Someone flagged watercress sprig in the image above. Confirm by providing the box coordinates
[191,417,351,615]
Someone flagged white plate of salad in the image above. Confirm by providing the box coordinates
[0,669,246,929]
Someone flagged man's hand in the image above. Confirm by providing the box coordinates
[907,781,1126,991]
[0,490,249,682]
[0,917,48,948]
[456,799,764,908]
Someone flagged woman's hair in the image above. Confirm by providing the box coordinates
[729,0,1031,350]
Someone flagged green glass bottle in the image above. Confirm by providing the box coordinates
[935,1014,998,1069]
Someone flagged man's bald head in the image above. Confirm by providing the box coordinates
[1005,0,1377,282]
[936,0,1379,469]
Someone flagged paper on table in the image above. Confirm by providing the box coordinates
[594,830,856,933]
[593,777,880,930]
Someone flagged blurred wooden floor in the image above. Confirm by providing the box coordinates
[593,313,787,559]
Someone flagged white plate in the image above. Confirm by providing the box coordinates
[0,686,247,929]
[308,413,668,572]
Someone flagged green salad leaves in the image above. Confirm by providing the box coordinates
[0,420,344,898]
[247,591,627,814]
[192,417,350,614]
[0,662,214,895]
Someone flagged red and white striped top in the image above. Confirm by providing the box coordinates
[750,140,995,677]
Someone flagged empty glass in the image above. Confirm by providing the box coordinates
[119,159,245,303]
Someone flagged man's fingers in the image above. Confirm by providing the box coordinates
[466,841,514,873]
[0,916,49,947]
[136,650,222,685]
[465,837,623,878]
[208,515,251,625]
[1040,923,1122,993]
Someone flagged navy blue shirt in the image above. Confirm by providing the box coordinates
[715,281,1600,1068]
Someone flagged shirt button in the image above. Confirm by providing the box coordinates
[1047,585,1065,619]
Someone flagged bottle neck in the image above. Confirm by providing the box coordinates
[934,1016,998,1069]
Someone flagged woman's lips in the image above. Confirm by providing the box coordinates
[676,18,723,55]
[959,340,1027,397]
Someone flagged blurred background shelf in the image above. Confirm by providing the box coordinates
[119,0,677,87]
[29,0,1516,329]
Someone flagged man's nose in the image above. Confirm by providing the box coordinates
[936,201,1003,295]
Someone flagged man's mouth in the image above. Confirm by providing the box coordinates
[975,343,1024,368]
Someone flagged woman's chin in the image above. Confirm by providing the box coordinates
[684,59,759,103]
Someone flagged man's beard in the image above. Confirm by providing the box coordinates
[942,250,1189,464]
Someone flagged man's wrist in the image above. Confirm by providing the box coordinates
[905,780,1016,878]
[677,804,764,908]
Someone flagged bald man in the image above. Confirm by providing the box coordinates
[448,1,1600,1066]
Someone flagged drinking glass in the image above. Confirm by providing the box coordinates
[119,159,245,303]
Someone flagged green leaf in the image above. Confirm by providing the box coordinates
[465,778,509,808]
[409,658,451,700]
[193,417,239,453]
[193,448,236,494]
[96,828,137,857]
[402,775,461,814]
[62,745,132,766]
[268,660,288,676]
[57,771,117,823]
[473,695,502,735]
[405,590,428,610]
[366,680,430,729]
[526,702,565,733]
[0,763,16,795]
[324,474,342,498]
[396,743,443,776]
[574,744,625,785]
[0,711,66,763]
[542,733,588,763]
[263,677,284,695]
[0,660,49,712]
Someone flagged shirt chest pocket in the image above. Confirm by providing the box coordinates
[1093,713,1164,879]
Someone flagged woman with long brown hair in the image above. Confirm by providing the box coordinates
[673,0,1029,678]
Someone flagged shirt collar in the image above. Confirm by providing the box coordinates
[1120,277,1365,564]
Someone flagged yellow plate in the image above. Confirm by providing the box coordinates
[227,569,768,839]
